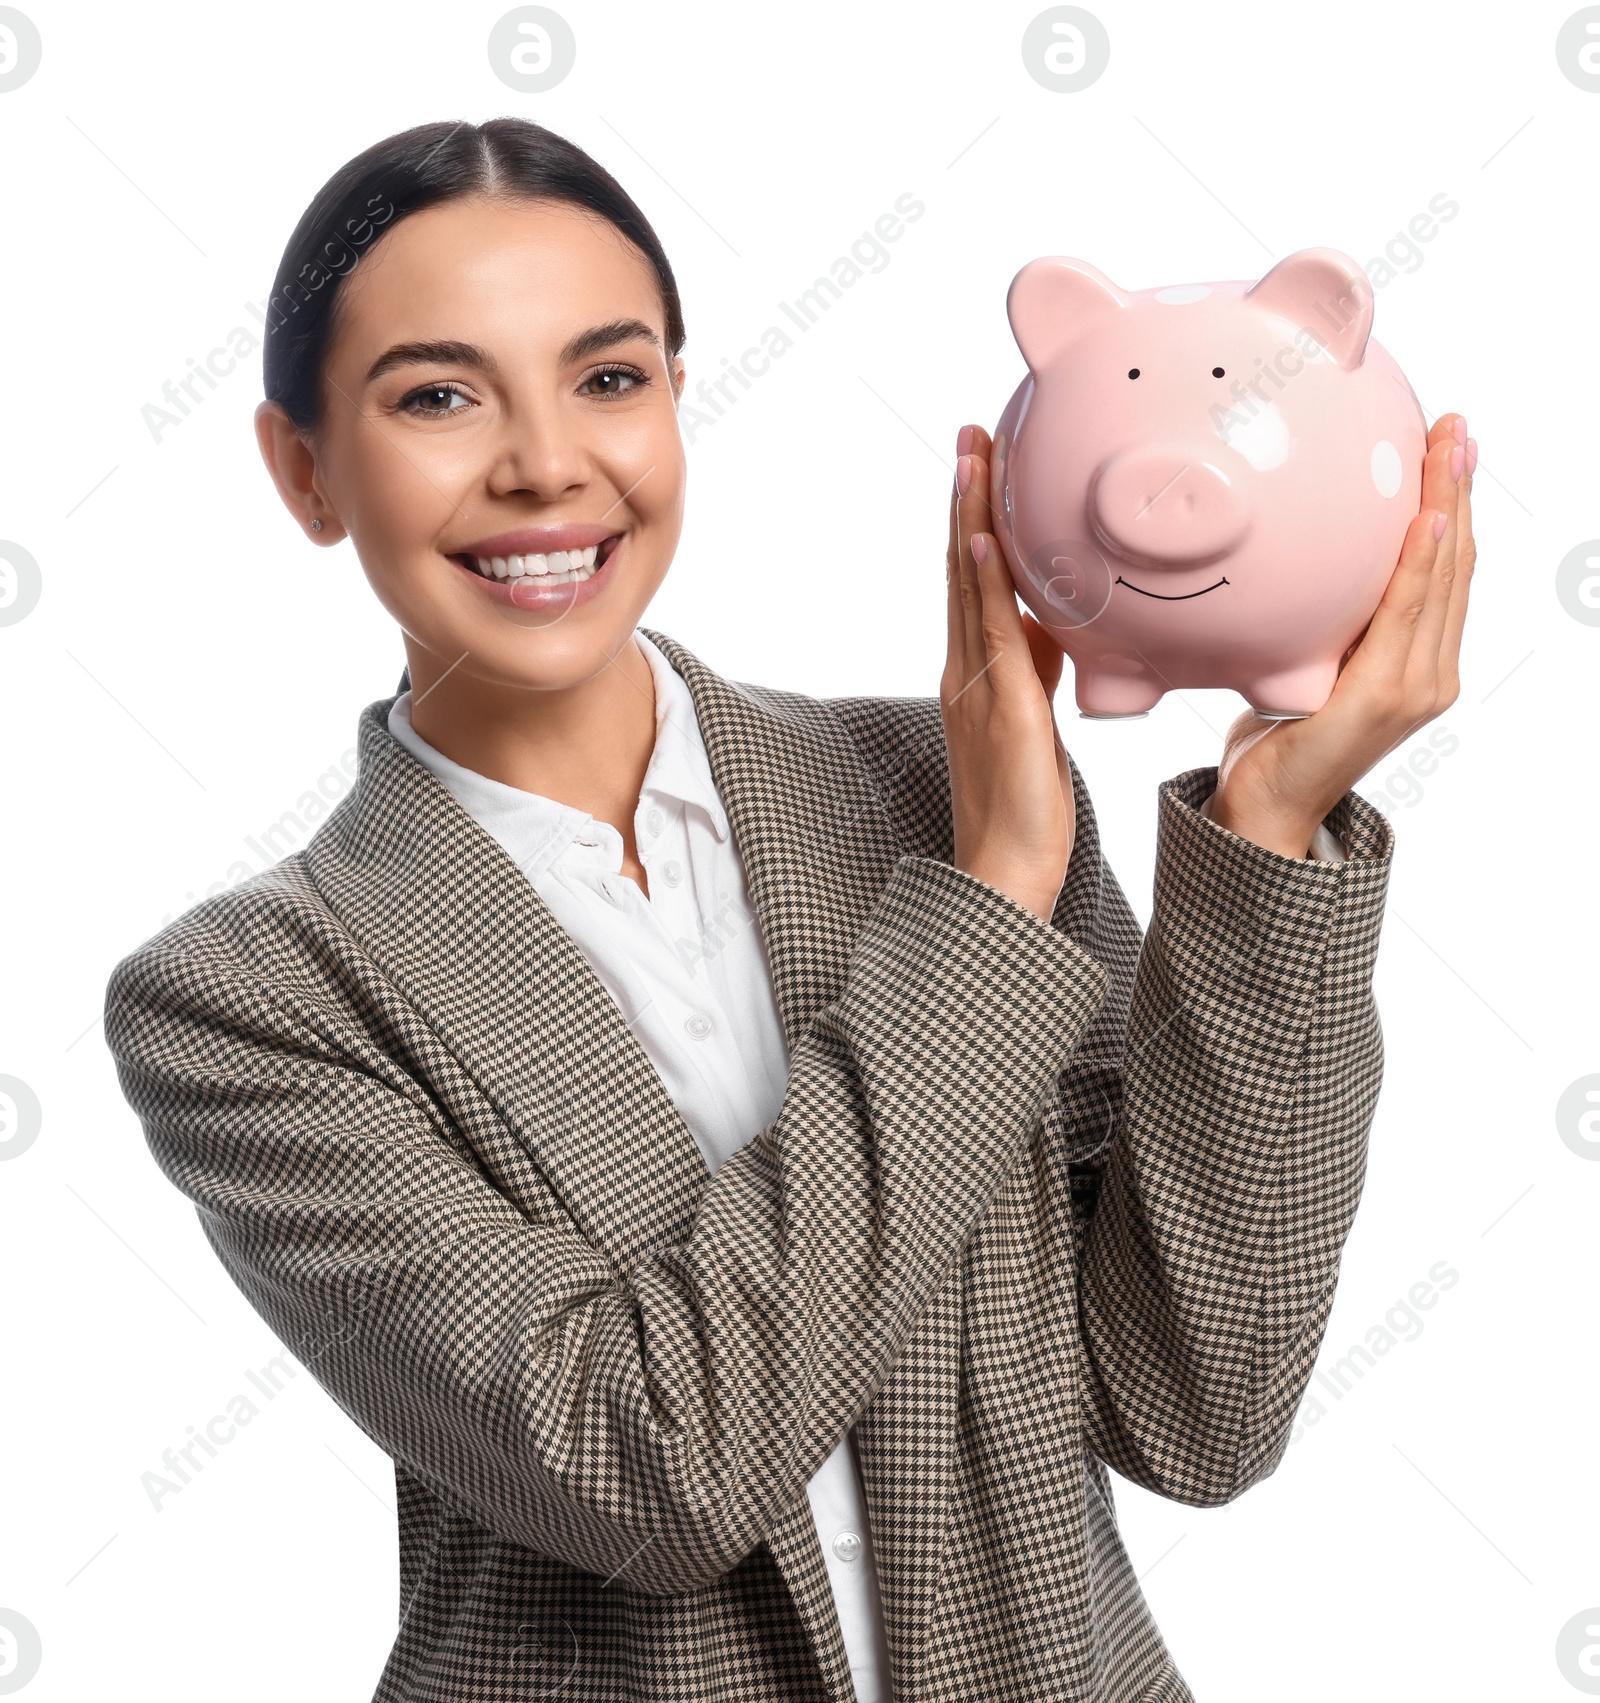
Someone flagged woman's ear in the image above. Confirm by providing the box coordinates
[254,400,345,544]
[670,354,685,403]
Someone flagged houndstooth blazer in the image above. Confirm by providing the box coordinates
[103,626,1395,1702]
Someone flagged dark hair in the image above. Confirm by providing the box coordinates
[261,117,686,433]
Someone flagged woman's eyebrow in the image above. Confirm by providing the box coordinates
[365,340,493,385]
[364,321,660,388]
[559,319,662,365]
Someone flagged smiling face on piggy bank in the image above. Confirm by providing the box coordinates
[991,247,1427,719]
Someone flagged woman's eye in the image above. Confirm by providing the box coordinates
[581,364,649,399]
[398,383,472,418]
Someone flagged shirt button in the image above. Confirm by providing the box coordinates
[646,806,665,836]
[684,1012,713,1039]
[831,1531,862,1564]
[662,859,683,887]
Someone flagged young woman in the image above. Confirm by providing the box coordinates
[105,118,1475,1703]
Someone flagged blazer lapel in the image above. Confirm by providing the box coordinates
[304,696,712,1268]
[309,629,961,1695]
[637,629,904,1052]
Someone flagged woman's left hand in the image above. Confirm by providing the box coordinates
[1209,411,1477,859]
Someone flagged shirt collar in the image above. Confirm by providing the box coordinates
[634,630,731,844]
[385,629,729,885]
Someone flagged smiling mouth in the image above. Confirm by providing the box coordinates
[1114,574,1229,601]
[451,533,624,586]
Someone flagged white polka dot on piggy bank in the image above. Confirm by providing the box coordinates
[988,247,1428,719]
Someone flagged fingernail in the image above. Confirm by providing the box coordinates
[956,455,972,496]
[971,532,990,565]
[1465,436,1478,476]
[1451,417,1467,447]
[1432,511,1448,541]
[957,425,974,456]
[1449,444,1464,482]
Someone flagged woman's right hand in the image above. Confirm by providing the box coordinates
[942,422,1076,923]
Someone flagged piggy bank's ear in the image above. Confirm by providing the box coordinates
[1006,257,1128,372]
[1245,247,1374,371]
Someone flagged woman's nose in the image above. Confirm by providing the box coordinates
[484,405,590,498]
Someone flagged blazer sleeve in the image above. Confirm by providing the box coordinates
[1058,763,1395,1506]
[104,853,1109,1596]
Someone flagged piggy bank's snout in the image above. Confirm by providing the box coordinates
[1089,448,1250,569]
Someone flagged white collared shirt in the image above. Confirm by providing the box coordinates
[387,630,894,1701]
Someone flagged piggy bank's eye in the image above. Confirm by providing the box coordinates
[1212,366,1226,377]
[1127,368,1141,379]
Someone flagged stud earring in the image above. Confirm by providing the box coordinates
[310,518,323,533]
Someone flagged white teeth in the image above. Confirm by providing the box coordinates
[467,543,608,586]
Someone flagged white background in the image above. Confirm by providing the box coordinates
[2,1,1596,1697]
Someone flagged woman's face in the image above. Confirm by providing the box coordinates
[262,194,686,693]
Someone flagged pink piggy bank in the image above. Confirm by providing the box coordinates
[991,247,1427,718]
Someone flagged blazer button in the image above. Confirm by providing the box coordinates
[831,1531,862,1564]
